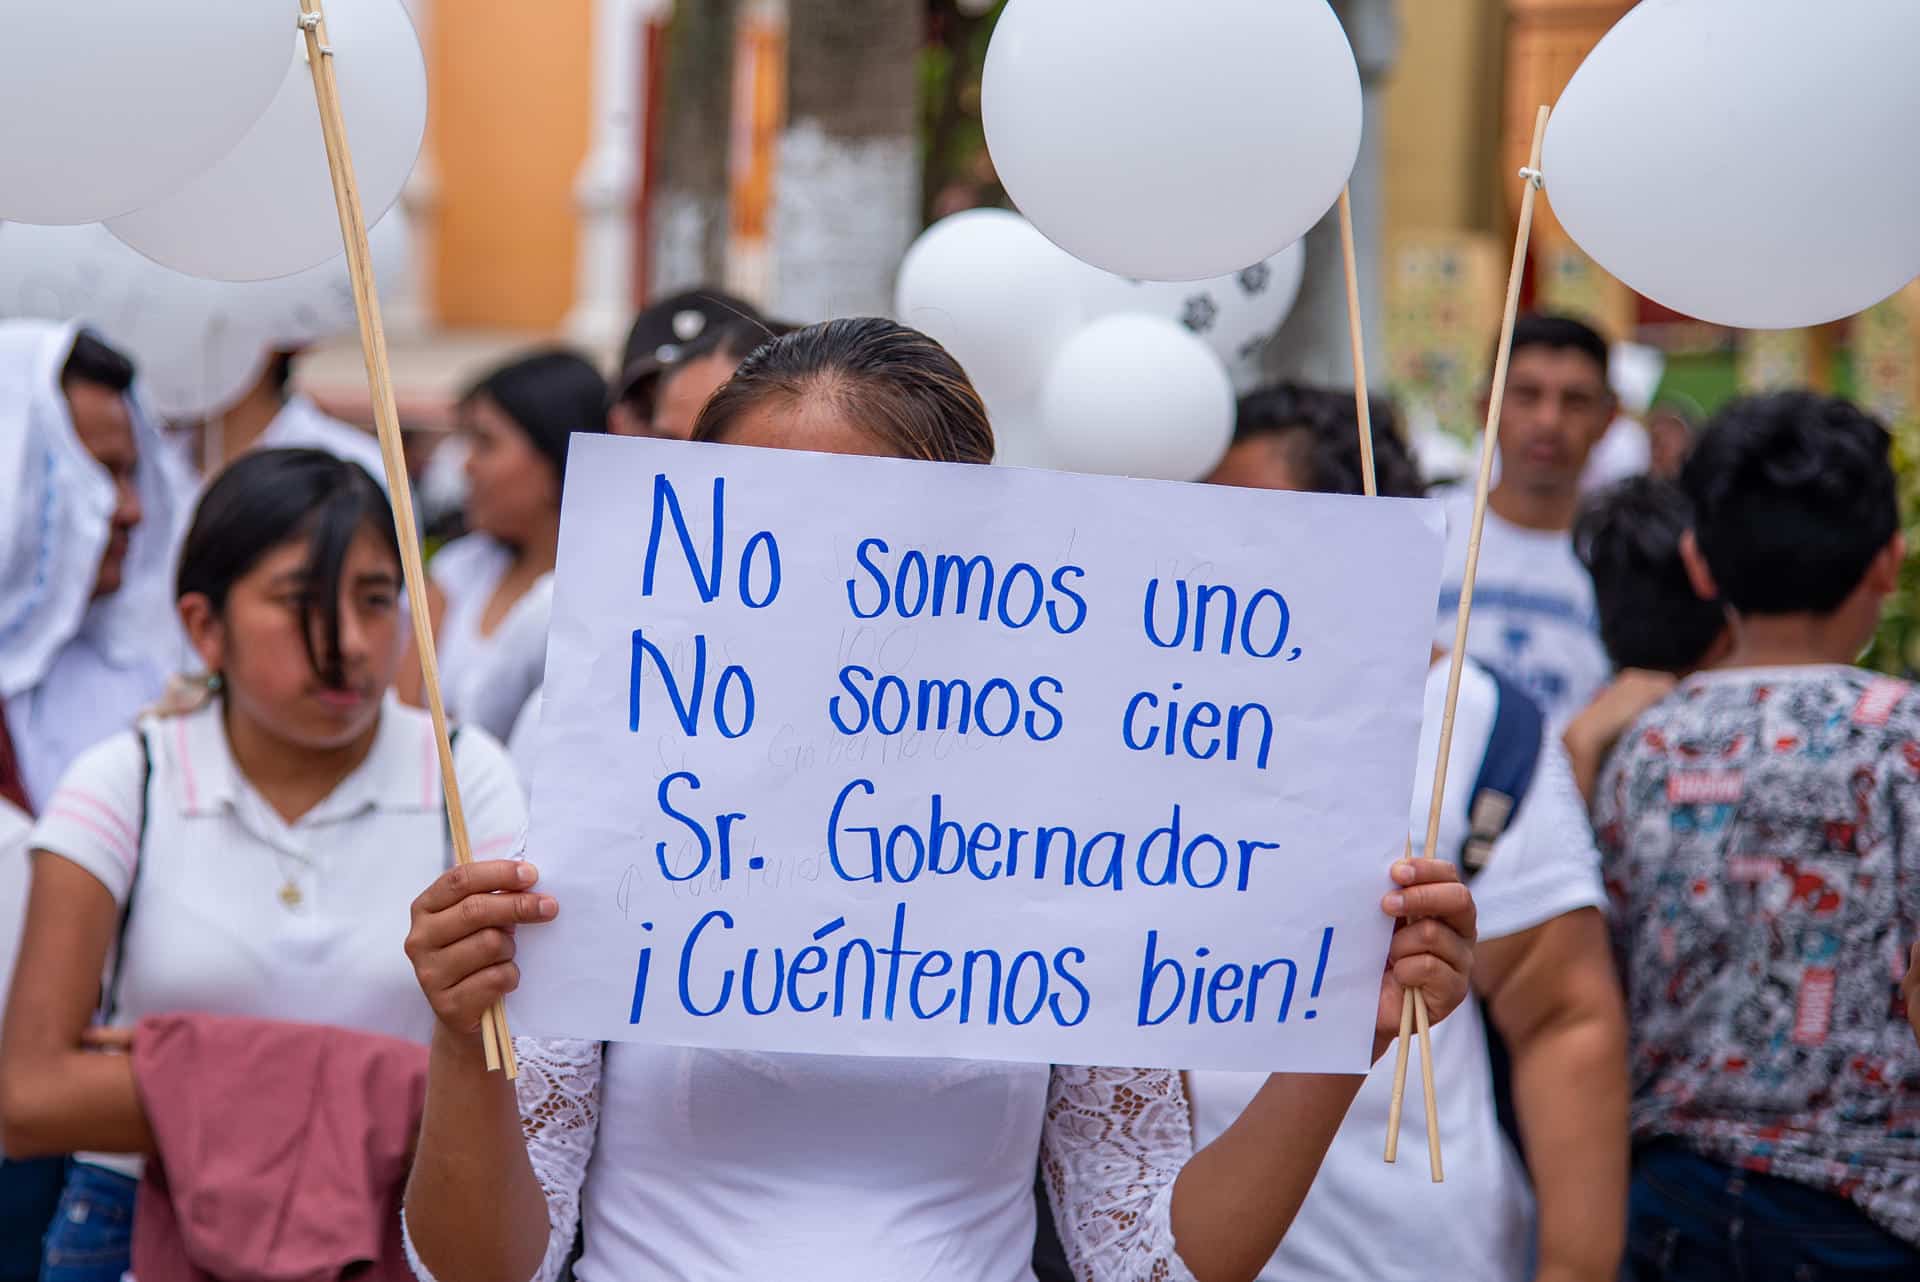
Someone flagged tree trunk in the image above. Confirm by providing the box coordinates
[1264,0,1398,393]
[650,0,738,295]
[773,0,923,322]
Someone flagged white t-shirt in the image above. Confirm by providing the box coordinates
[30,697,526,1176]
[1188,660,1607,1282]
[1432,488,1610,732]
[432,535,554,742]
[259,395,391,493]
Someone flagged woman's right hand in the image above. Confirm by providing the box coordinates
[405,861,558,1037]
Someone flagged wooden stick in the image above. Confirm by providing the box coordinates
[1382,103,1552,1177]
[1413,988,1442,1182]
[1382,972,1415,1164]
[297,0,517,1078]
[1336,188,1378,499]
[1340,185,1443,1174]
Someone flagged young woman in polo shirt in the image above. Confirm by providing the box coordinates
[0,449,526,1282]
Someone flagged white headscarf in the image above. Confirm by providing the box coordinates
[0,321,196,802]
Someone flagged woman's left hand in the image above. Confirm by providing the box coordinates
[1373,858,1477,1061]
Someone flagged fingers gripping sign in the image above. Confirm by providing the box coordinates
[407,861,559,1037]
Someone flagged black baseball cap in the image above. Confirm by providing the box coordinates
[611,288,769,412]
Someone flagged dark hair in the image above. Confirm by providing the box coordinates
[462,349,609,485]
[1504,314,1610,384]
[61,329,136,394]
[1680,391,1898,617]
[692,318,995,465]
[1575,477,1723,674]
[266,350,297,400]
[1232,382,1425,499]
[178,449,399,689]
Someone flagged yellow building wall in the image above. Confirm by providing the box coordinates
[430,0,593,332]
[1384,0,1504,242]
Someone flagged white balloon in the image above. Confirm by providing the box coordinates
[1544,0,1920,329]
[896,209,1087,406]
[239,210,415,348]
[1075,241,1305,391]
[1040,315,1234,481]
[0,217,420,420]
[983,0,1360,282]
[982,391,1054,469]
[0,1,289,226]
[107,0,427,282]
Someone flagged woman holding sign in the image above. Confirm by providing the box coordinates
[400,320,1478,1282]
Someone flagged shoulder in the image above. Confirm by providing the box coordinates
[430,535,509,592]
[28,727,154,901]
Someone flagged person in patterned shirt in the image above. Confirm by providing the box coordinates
[1595,392,1920,1280]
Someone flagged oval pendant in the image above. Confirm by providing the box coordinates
[278,881,303,909]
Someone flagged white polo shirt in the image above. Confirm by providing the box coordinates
[31,697,525,1176]
[1188,660,1607,1282]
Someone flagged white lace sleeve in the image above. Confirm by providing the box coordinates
[404,1037,603,1282]
[1041,1066,1201,1282]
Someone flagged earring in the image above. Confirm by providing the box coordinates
[206,673,225,694]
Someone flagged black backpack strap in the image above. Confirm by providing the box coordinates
[1456,666,1549,1178]
[1459,665,1546,880]
[103,725,154,1024]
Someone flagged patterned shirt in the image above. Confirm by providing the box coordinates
[1595,666,1920,1246]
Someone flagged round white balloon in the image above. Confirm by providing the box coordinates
[983,0,1360,282]
[107,0,427,282]
[239,210,415,349]
[0,1,289,226]
[0,221,278,420]
[1075,241,1305,391]
[1040,315,1234,481]
[1544,0,1920,329]
[896,209,1088,405]
[981,390,1054,469]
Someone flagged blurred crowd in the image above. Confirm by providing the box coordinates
[0,295,1915,1282]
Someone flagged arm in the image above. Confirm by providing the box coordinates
[1563,671,1675,806]
[1169,862,1473,1282]
[0,853,153,1156]
[1045,861,1475,1282]
[1477,908,1629,1282]
[402,860,576,1282]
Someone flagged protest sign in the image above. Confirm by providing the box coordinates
[512,435,1444,1073]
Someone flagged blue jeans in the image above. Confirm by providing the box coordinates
[0,1156,65,1282]
[40,1162,136,1282]
[1626,1141,1920,1282]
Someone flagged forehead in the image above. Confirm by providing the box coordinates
[1507,345,1608,390]
[65,381,136,454]
[715,397,897,459]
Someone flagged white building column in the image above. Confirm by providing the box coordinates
[567,0,666,352]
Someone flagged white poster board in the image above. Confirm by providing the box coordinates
[513,435,1444,1073]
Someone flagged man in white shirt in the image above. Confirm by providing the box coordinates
[1434,315,1617,731]
[0,322,194,813]
[1194,386,1629,1282]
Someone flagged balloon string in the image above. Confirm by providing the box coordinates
[1518,167,1545,190]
